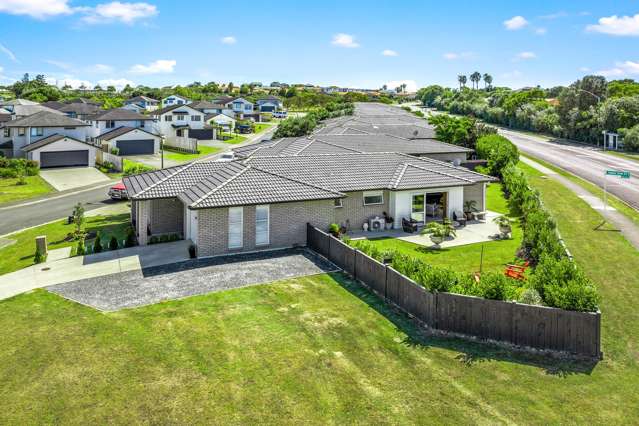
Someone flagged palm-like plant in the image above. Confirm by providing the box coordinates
[483,73,493,90]
[457,75,467,90]
[470,71,481,90]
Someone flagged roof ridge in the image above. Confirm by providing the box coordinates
[251,165,345,196]
[310,137,363,153]
[136,162,200,198]
[402,162,474,184]
[389,163,409,189]
[292,138,317,155]
[397,152,492,179]
[190,164,250,208]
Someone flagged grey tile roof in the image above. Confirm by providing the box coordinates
[11,104,63,117]
[126,96,158,103]
[0,98,38,106]
[6,111,89,128]
[97,126,159,141]
[59,102,101,115]
[42,101,66,110]
[89,108,154,121]
[22,134,93,152]
[340,123,437,140]
[188,100,225,110]
[153,104,201,116]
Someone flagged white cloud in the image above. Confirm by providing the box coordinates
[0,43,17,62]
[381,49,398,57]
[579,66,591,72]
[97,78,134,89]
[80,1,157,24]
[221,36,236,45]
[515,51,537,60]
[586,14,639,36]
[443,51,474,60]
[535,27,547,35]
[129,59,175,74]
[504,15,528,30]
[539,11,568,20]
[331,33,359,48]
[597,60,639,77]
[86,63,113,73]
[501,70,523,79]
[384,79,417,93]
[45,59,72,70]
[0,0,72,19]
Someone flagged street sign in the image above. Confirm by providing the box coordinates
[605,169,631,179]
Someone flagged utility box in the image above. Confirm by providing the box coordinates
[35,235,47,256]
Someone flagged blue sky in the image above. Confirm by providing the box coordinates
[1,0,639,91]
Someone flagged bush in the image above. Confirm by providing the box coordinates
[476,134,519,177]
[0,158,40,178]
[108,236,119,251]
[93,233,103,253]
[518,287,543,305]
[168,233,179,242]
[34,249,47,264]
[76,238,86,256]
[159,234,169,243]
[124,227,137,247]
[123,162,155,177]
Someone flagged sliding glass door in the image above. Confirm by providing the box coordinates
[411,194,425,222]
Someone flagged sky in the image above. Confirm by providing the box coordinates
[1,0,639,91]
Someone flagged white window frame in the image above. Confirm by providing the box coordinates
[30,127,43,137]
[255,205,270,246]
[363,191,384,206]
[228,207,243,249]
[334,198,343,208]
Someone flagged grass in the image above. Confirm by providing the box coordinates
[521,153,639,227]
[360,182,521,274]
[602,149,639,164]
[220,134,248,144]
[253,122,274,133]
[0,213,131,275]
[164,145,221,162]
[0,175,55,205]
[1,166,639,422]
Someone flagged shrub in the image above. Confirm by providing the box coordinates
[108,236,119,251]
[110,147,120,155]
[328,223,340,237]
[93,233,103,253]
[149,235,159,244]
[34,249,47,264]
[168,233,179,242]
[159,234,169,243]
[124,227,137,247]
[518,287,543,305]
[476,134,519,177]
[76,238,86,256]
[123,162,155,177]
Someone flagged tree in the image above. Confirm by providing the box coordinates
[457,75,467,89]
[417,85,444,107]
[470,72,481,90]
[72,202,85,238]
[226,82,234,93]
[106,85,116,92]
[483,73,493,90]
[381,84,387,91]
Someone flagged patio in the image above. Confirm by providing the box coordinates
[348,211,503,249]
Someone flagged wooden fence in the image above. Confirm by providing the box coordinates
[96,150,123,172]
[307,224,601,359]
[164,137,198,153]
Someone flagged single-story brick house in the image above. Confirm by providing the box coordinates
[123,152,494,258]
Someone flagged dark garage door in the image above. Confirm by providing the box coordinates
[116,139,155,155]
[40,150,89,168]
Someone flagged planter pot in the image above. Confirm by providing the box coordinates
[430,235,444,248]
[499,225,512,238]
[385,222,393,230]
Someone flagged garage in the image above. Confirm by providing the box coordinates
[116,139,155,155]
[41,150,89,168]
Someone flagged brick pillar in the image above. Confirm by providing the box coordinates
[137,200,150,245]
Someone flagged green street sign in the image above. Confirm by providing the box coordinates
[605,170,631,179]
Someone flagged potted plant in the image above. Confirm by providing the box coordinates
[464,200,478,220]
[383,211,394,230]
[421,221,457,249]
[493,215,512,239]
[328,223,340,237]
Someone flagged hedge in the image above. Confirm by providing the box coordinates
[476,134,519,177]
[0,158,39,178]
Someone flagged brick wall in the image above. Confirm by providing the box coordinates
[334,190,390,232]
[463,183,485,211]
[196,199,335,257]
[149,198,184,236]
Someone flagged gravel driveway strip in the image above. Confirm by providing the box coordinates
[47,248,337,311]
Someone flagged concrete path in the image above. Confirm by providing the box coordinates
[40,167,110,191]
[48,248,337,311]
[521,156,639,250]
[0,240,191,301]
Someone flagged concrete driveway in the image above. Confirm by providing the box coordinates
[47,248,337,311]
[40,167,110,191]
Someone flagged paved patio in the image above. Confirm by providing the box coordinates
[349,211,503,248]
[47,248,337,311]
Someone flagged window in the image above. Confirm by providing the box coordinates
[334,198,343,208]
[228,207,243,249]
[30,127,43,137]
[177,100,184,104]
[3,127,9,137]
[191,115,201,121]
[245,104,251,111]
[165,115,172,122]
[64,127,76,130]
[176,114,185,121]
[105,120,115,129]
[18,127,25,136]
[255,205,269,245]
[363,191,383,205]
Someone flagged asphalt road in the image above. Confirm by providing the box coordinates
[500,129,639,210]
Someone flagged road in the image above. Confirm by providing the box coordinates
[500,129,639,210]
[0,126,277,236]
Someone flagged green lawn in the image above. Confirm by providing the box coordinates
[1,166,639,422]
[220,133,248,145]
[164,145,221,162]
[602,149,639,164]
[253,122,274,133]
[0,213,131,275]
[359,182,521,274]
[0,175,55,205]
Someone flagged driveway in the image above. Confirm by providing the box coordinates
[40,167,110,191]
[47,248,337,311]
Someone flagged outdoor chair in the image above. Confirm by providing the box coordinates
[453,210,467,227]
[402,218,418,233]
[473,211,487,222]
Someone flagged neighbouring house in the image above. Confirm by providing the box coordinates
[205,112,236,132]
[123,152,493,257]
[86,108,156,140]
[64,98,101,106]
[124,95,159,112]
[188,100,231,115]
[161,94,190,108]
[59,102,101,120]
[95,126,161,155]
[0,99,62,119]
[213,96,257,120]
[233,134,471,163]
[41,100,66,110]
[0,111,93,166]
[152,104,214,142]
[255,95,283,112]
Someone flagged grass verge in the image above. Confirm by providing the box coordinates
[164,145,221,162]
[0,175,55,205]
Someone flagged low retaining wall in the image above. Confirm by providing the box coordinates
[307,224,601,359]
